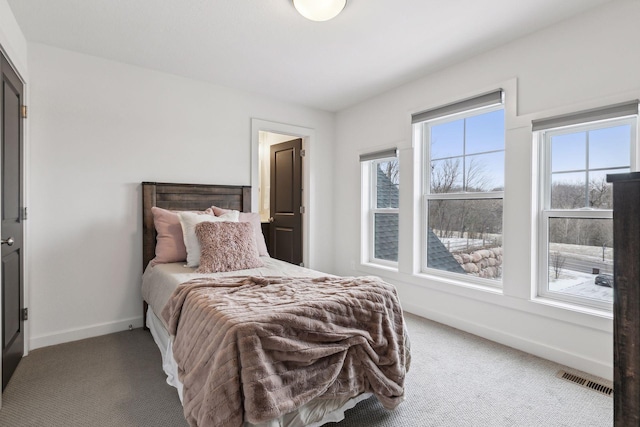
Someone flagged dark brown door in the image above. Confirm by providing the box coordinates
[269,139,303,265]
[1,53,24,391]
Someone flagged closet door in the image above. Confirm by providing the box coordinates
[1,53,25,391]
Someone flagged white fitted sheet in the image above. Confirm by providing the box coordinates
[143,260,373,427]
[142,257,328,329]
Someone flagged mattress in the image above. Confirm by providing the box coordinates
[142,258,373,427]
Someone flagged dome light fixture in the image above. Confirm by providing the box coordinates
[293,0,347,22]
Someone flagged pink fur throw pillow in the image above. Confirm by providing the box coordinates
[211,207,270,257]
[150,207,215,266]
[195,221,264,273]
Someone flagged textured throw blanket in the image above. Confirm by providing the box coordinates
[161,275,407,427]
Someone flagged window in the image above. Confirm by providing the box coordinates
[413,90,505,284]
[536,102,638,309]
[361,149,399,266]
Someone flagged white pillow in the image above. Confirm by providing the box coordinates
[177,211,239,267]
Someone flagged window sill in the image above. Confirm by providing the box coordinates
[530,296,612,320]
[356,265,503,300]
[414,270,503,294]
[358,262,398,275]
[353,265,612,332]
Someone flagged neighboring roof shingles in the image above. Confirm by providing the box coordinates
[374,167,399,261]
[427,230,466,273]
[374,166,463,273]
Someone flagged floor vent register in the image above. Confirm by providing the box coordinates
[556,370,613,397]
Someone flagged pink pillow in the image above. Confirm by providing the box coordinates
[150,207,213,265]
[211,206,270,257]
[195,222,264,273]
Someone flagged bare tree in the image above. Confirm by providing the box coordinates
[380,159,399,186]
[457,159,492,239]
[550,251,567,280]
[431,158,461,194]
[551,181,584,209]
[589,176,612,209]
[549,216,613,248]
[464,157,491,192]
[430,159,462,238]
[429,158,503,243]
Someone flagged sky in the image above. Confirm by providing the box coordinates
[429,109,631,194]
[430,109,505,191]
[551,125,630,172]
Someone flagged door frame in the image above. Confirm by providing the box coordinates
[251,119,312,268]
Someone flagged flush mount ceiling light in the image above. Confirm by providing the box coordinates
[293,0,347,22]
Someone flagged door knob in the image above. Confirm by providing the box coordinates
[1,237,14,246]
[268,217,274,223]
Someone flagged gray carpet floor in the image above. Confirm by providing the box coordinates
[0,313,612,426]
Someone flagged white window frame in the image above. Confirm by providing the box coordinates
[361,155,399,268]
[537,116,638,310]
[420,103,505,286]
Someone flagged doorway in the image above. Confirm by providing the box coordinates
[251,119,313,267]
[259,131,303,265]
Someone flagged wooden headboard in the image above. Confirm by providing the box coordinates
[142,182,251,270]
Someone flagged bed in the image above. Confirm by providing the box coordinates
[141,182,409,427]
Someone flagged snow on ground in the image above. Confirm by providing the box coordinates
[549,269,613,303]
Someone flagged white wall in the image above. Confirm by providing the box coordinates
[334,1,640,380]
[0,0,27,79]
[27,43,335,349]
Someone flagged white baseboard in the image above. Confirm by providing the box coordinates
[29,316,145,350]
[402,302,613,381]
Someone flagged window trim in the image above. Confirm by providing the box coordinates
[537,115,638,310]
[418,102,505,286]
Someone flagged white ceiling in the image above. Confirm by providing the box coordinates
[8,0,613,112]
